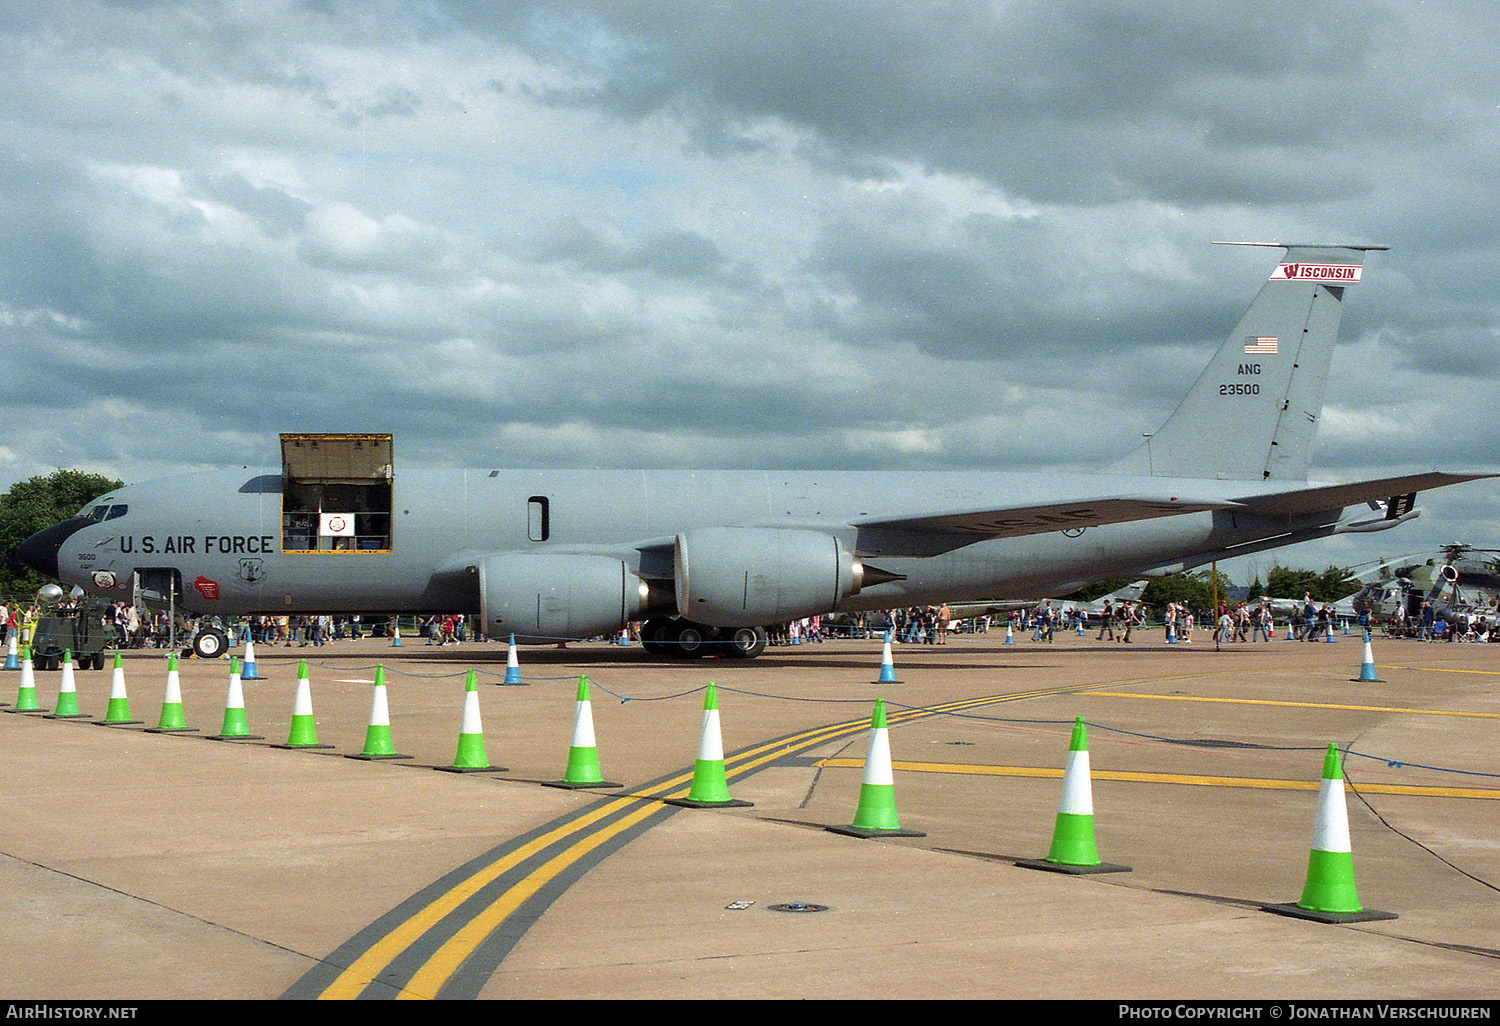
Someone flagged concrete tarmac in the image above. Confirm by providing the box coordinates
[1,627,1497,1001]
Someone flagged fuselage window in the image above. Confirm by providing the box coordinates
[528,496,549,542]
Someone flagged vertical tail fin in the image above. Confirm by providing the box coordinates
[1108,243,1386,482]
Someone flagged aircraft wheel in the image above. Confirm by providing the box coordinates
[672,621,710,658]
[192,627,229,661]
[723,626,768,659]
[641,618,674,655]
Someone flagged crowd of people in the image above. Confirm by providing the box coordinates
[3,592,1493,657]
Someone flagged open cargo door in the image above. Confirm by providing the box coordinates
[280,434,393,552]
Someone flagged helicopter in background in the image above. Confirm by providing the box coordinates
[1347,544,1500,627]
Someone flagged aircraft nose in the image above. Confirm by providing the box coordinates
[14,517,93,580]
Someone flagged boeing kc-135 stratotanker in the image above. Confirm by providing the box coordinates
[16,243,1491,660]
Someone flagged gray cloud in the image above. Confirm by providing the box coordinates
[0,0,1496,576]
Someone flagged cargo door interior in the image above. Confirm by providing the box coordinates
[280,434,394,552]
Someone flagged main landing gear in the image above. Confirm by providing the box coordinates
[640,618,768,660]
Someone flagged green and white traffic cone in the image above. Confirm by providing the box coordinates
[1264,744,1396,923]
[828,698,924,838]
[546,676,621,789]
[1018,717,1129,874]
[667,683,752,808]
[10,648,40,712]
[209,657,262,740]
[145,653,194,732]
[46,652,90,720]
[99,652,141,725]
[347,665,410,760]
[274,660,331,749]
[502,635,524,685]
[1352,630,1382,682]
[436,670,503,772]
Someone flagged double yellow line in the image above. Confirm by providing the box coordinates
[306,682,1083,999]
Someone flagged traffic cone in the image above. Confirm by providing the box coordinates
[1005,622,1015,644]
[391,620,403,647]
[46,652,90,720]
[240,639,262,680]
[1017,717,1130,874]
[274,660,331,749]
[1263,744,1396,923]
[4,634,18,670]
[208,657,263,740]
[502,635,524,685]
[827,698,925,838]
[1352,630,1382,683]
[546,676,621,789]
[99,652,141,725]
[667,683,752,808]
[10,649,40,712]
[347,665,410,760]
[145,653,194,732]
[873,632,901,684]
[435,670,503,772]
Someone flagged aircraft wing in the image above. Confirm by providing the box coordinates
[852,495,1236,550]
[1229,472,1495,518]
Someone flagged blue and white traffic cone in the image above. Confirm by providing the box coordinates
[4,634,18,670]
[240,638,262,680]
[503,635,524,685]
[1352,631,1382,683]
[874,632,901,684]
[1005,622,1015,645]
[390,620,403,647]
[1263,744,1396,924]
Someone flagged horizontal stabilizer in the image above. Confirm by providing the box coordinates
[1230,472,1495,519]
[854,495,1235,541]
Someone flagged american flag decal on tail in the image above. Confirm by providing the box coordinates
[1244,337,1279,354]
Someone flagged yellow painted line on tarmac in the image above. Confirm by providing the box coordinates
[1082,692,1500,719]
[814,759,1500,800]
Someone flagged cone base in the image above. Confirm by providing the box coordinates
[432,763,506,773]
[1262,901,1397,924]
[1015,858,1132,875]
[872,674,902,684]
[94,718,144,726]
[543,779,623,790]
[826,824,926,839]
[665,797,754,809]
[270,742,334,750]
[346,752,414,761]
[144,726,197,733]
[5,706,44,715]
[45,713,93,720]
[207,733,265,741]
[1351,674,1383,682]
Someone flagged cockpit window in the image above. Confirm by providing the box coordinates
[84,504,128,522]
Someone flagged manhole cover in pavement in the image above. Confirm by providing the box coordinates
[767,902,830,913]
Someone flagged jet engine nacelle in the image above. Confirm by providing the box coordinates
[479,552,646,644]
[674,527,862,628]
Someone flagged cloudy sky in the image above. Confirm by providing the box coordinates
[2,0,1497,581]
